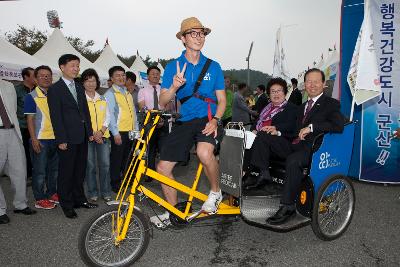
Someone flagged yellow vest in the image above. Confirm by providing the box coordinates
[113,86,134,131]
[87,95,110,138]
[33,87,55,139]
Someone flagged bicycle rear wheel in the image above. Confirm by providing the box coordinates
[78,205,150,267]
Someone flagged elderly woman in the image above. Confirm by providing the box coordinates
[81,69,112,202]
[244,77,299,189]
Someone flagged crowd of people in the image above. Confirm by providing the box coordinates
[2,16,388,227]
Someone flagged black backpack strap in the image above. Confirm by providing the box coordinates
[180,58,212,104]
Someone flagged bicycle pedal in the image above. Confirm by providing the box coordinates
[201,209,218,215]
[151,221,171,230]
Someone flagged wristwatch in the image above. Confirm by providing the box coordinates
[212,116,222,126]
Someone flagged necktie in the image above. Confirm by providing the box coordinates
[292,99,314,144]
[68,81,78,103]
[153,85,159,110]
[302,99,314,123]
[0,94,12,128]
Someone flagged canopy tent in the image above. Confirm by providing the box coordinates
[94,44,129,73]
[130,54,148,86]
[0,37,58,81]
[34,28,108,85]
[130,54,148,73]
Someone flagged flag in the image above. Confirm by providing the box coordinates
[272,27,291,82]
[346,0,381,106]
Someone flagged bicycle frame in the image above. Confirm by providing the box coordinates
[113,110,240,243]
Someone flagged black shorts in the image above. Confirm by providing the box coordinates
[159,117,223,162]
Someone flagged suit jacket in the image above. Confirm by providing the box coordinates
[253,93,269,115]
[0,79,22,141]
[288,88,302,106]
[47,78,93,145]
[298,93,344,147]
[232,92,253,124]
[251,102,299,140]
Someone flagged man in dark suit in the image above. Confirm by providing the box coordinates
[253,84,269,115]
[288,78,302,106]
[254,69,344,225]
[48,54,98,219]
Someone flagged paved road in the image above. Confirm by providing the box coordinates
[0,158,399,267]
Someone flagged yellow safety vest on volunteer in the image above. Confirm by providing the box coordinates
[32,87,55,139]
[112,86,135,132]
[87,94,110,138]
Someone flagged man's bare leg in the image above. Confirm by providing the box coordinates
[156,160,178,206]
[196,142,220,192]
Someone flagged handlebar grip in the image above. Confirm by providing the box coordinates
[162,112,181,119]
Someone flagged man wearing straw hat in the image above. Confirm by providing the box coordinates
[151,17,226,226]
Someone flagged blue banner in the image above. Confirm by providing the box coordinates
[360,1,400,183]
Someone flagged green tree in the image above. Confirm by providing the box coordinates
[223,69,271,89]
[4,25,272,83]
[5,25,47,55]
[117,55,136,67]
[66,36,101,62]
[158,58,175,68]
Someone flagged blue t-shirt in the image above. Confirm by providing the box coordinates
[24,94,36,114]
[23,93,54,144]
[161,51,225,121]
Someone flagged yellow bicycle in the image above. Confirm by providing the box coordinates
[78,110,356,266]
[78,110,240,267]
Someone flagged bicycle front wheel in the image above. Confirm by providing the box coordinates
[78,205,150,267]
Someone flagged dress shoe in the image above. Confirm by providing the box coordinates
[266,205,296,225]
[245,170,272,190]
[62,208,78,219]
[242,175,258,188]
[74,202,98,209]
[245,178,271,190]
[13,207,37,215]
[0,214,10,224]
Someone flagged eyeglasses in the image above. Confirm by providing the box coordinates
[184,30,207,38]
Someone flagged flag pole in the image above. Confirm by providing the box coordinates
[350,96,356,121]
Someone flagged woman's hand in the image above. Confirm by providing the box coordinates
[260,125,278,135]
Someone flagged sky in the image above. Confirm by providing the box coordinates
[0,0,341,76]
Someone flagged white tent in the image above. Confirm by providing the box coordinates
[94,44,129,72]
[34,28,108,84]
[130,54,148,73]
[0,37,58,81]
[130,54,148,86]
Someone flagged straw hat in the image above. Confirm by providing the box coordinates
[176,17,211,39]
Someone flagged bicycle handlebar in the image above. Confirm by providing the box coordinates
[144,110,181,119]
